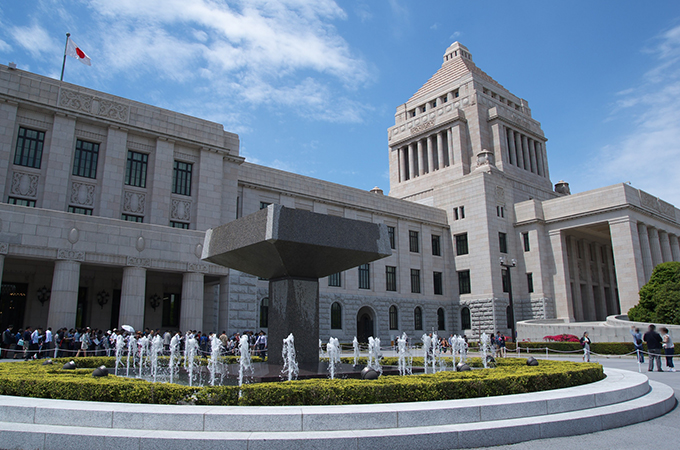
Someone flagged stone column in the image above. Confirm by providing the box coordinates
[549,230,574,320]
[180,272,205,332]
[569,237,584,321]
[119,266,146,331]
[447,128,454,165]
[490,123,507,167]
[42,114,77,210]
[47,260,81,330]
[417,139,425,176]
[609,218,647,314]
[582,242,597,321]
[521,135,530,172]
[649,227,663,268]
[399,147,407,181]
[637,223,654,281]
[515,132,524,169]
[426,135,434,174]
[593,243,608,320]
[659,231,673,262]
[408,143,417,179]
[268,277,319,367]
[218,275,231,334]
[436,132,445,169]
[534,141,542,176]
[0,243,7,286]
[507,129,516,166]
[149,138,174,225]
[99,127,129,219]
[528,138,537,174]
[670,234,680,262]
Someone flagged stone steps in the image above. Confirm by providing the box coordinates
[0,368,675,450]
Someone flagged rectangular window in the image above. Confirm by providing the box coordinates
[68,206,93,215]
[431,235,441,256]
[122,214,143,223]
[410,269,421,294]
[125,151,148,188]
[328,272,342,287]
[385,266,397,291]
[172,160,192,196]
[7,197,36,207]
[458,270,471,295]
[496,205,504,218]
[162,293,181,327]
[433,272,443,295]
[72,139,99,179]
[499,232,508,254]
[460,206,465,219]
[358,264,370,289]
[171,221,189,229]
[455,233,469,256]
[502,268,510,293]
[527,273,534,293]
[453,208,459,220]
[260,201,271,210]
[387,226,396,249]
[523,232,530,252]
[14,127,45,169]
[409,230,419,253]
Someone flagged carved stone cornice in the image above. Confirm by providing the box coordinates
[188,263,209,274]
[0,243,8,255]
[57,249,85,262]
[127,256,151,268]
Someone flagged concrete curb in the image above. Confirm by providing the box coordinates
[0,368,675,449]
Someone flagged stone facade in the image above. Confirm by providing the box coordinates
[1,42,680,343]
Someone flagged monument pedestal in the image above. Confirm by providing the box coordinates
[267,277,319,366]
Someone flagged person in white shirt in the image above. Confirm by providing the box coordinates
[660,327,675,372]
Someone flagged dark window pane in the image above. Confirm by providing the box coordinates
[122,214,143,223]
[437,308,445,330]
[409,230,419,253]
[431,235,441,256]
[523,232,530,252]
[331,302,342,329]
[170,221,189,229]
[14,127,45,169]
[385,266,397,291]
[387,226,396,249]
[259,297,269,328]
[172,160,192,196]
[72,140,99,178]
[389,305,398,330]
[410,269,420,293]
[7,197,36,207]
[414,307,423,330]
[125,151,148,188]
[433,272,443,295]
[458,270,471,295]
[68,206,93,215]
[527,273,534,293]
[499,232,507,254]
[461,307,471,330]
[358,264,370,289]
[455,233,468,256]
[328,272,341,287]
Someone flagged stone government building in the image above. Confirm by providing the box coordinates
[1,42,679,343]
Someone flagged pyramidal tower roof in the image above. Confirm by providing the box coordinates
[407,42,506,103]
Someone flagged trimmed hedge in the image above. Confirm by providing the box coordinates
[0,357,603,406]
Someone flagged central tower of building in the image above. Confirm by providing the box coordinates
[387,42,559,335]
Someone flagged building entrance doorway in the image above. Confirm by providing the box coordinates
[0,283,28,332]
[356,306,374,343]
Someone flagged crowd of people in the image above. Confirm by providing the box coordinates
[0,325,269,360]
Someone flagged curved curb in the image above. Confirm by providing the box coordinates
[0,368,675,449]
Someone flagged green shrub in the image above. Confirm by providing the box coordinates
[0,357,603,406]
[629,261,680,324]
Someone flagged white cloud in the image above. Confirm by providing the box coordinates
[10,23,59,58]
[0,38,10,52]
[450,31,462,40]
[585,24,680,207]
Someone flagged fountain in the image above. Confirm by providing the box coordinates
[150,335,164,382]
[169,333,181,384]
[421,334,432,374]
[326,337,340,379]
[366,336,382,374]
[480,333,491,369]
[114,333,125,376]
[184,333,199,386]
[281,333,299,382]
[352,336,360,367]
[397,332,412,376]
[209,333,224,386]
[238,335,253,391]
[137,335,149,378]
[125,335,137,378]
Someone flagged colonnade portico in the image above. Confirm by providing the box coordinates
[396,126,456,181]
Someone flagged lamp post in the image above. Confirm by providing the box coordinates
[500,257,517,343]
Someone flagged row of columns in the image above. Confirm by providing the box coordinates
[637,223,680,281]
[397,127,455,182]
[504,127,547,177]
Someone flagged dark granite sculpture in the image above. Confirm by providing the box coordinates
[202,204,391,366]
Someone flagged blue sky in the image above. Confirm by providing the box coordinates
[2,1,680,205]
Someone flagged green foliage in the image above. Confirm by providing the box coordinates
[629,261,680,325]
[0,357,603,407]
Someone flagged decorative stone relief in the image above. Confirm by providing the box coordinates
[188,263,209,273]
[58,89,93,114]
[126,256,151,268]
[68,228,79,245]
[0,242,8,254]
[57,249,85,261]
[659,199,675,218]
[194,243,203,259]
[410,120,435,135]
[135,236,146,252]
[171,199,191,221]
[11,171,39,198]
[70,181,95,206]
[96,99,130,122]
[123,191,146,214]
[495,186,505,204]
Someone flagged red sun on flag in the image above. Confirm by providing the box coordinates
[66,37,91,66]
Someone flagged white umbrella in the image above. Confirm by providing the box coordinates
[121,325,135,333]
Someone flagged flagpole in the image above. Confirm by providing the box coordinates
[60,33,70,81]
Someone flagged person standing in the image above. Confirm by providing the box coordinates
[580,331,591,362]
[496,331,507,357]
[630,326,644,363]
[660,327,675,372]
[1,325,14,359]
[644,324,664,372]
[43,327,52,359]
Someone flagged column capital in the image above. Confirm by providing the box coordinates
[0,242,8,255]
[188,263,210,273]
[56,249,85,261]
[126,256,151,268]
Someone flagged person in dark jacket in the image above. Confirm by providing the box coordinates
[644,324,664,372]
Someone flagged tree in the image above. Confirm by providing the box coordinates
[628,262,680,325]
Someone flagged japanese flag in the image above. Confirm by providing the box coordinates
[66,37,91,66]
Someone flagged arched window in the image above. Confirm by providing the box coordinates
[259,297,269,328]
[389,305,398,330]
[461,306,471,330]
[414,306,423,330]
[437,308,445,331]
[331,302,342,329]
